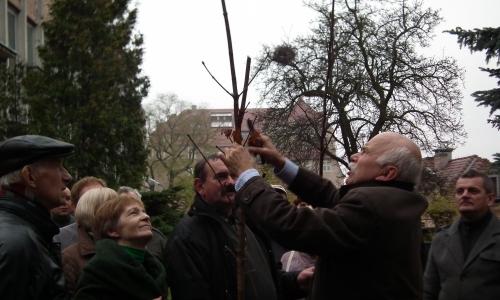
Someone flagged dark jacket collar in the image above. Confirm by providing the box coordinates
[0,189,59,241]
[339,180,415,199]
[189,195,233,220]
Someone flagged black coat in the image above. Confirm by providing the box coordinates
[0,189,68,300]
[165,196,304,300]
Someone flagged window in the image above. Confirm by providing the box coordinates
[211,113,233,128]
[27,24,35,65]
[323,161,332,172]
[7,10,17,50]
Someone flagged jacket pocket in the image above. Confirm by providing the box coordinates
[480,250,500,262]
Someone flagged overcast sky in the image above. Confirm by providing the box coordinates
[137,0,500,161]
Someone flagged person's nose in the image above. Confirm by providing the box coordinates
[460,189,471,198]
[225,175,235,186]
[61,167,72,183]
[350,152,360,162]
[141,212,150,221]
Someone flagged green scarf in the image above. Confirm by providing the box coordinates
[120,245,146,263]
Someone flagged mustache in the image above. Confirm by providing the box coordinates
[224,185,236,194]
[348,162,356,171]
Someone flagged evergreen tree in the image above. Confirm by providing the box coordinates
[447,27,500,129]
[492,153,500,169]
[141,186,188,237]
[0,61,29,139]
[25,0,149,188]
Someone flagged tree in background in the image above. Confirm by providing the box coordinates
[144,93,218,188]
[447,27,500,130]
[419,167,457,240]
[490,153,500,173]
[0,61,29,139]
[258,101,323,168]
[426,194,458,229]
[141,185,190,237]
[24,0,149,188]
[256,0,465,168]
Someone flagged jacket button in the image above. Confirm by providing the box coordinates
[243,194,251,202]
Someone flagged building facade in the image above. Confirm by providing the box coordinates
[147,105,345,190]
[0,0,49,66]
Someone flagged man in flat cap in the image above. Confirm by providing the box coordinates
[0,135,74,300]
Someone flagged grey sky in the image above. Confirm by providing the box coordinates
[137,0,500,161]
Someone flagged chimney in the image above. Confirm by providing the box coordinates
[191,105,197,115]
[433,149,453,171]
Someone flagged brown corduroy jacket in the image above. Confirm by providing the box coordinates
[62,227,96,297]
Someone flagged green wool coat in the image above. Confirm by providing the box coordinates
[74,239,168,300]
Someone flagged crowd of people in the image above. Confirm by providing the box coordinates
[0,133,498,300]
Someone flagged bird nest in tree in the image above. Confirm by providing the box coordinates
[272,45,296,66]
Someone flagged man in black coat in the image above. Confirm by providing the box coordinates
[165,154,312,300]
[0,135,74,300]
[219,132,428,300]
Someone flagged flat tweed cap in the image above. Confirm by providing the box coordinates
[0,135,74,177]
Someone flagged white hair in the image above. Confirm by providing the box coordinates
[376,147,422,185]
[117,186,142,199]
[0,162,44,188]
[0,170,23,187]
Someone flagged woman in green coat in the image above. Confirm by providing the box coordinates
[74,195,168,300]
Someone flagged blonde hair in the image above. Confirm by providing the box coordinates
[75,187,117,231]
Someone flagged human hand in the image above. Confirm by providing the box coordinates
[247,135,286,172]
[296,267,315,291]
[218,143,256,177]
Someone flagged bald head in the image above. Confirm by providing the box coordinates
[346,132,422,185]
[375,132,422,161]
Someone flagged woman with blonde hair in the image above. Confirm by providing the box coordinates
[61,187,117,296]
[74,195,167,299]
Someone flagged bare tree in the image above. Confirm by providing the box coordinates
[144,93,217,188]
[256,0,466,168]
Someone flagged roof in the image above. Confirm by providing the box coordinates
[423,154,491,187]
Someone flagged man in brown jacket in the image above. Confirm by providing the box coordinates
[219,132,428,300]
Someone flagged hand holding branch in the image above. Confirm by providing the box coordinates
[218,144,255,177]
[248,135,286,172]
[218,135,287,175]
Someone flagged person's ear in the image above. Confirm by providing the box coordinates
[487,193,495,207]
[21,165,37,188]
[375,166,398,181]
[194,178,204,197]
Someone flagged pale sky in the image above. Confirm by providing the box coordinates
[137,0,500,161]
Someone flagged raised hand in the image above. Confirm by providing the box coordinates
[247,135,286,172]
